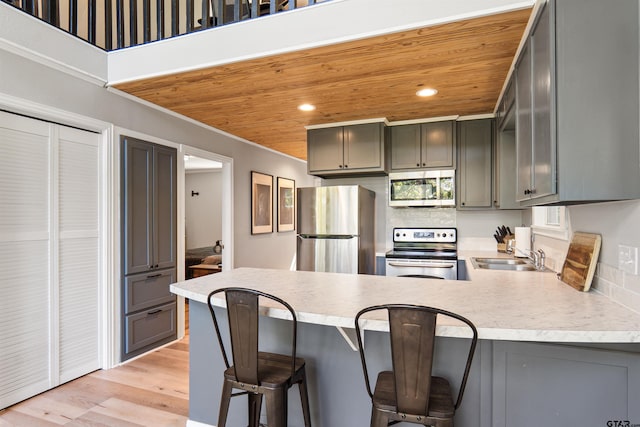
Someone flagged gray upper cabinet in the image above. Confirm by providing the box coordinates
[457,119,494,209]
[122,137,177,275]
[516,1,555,202]
[514,0,640,205]
[307,122,387,176]
[390,121,455,170]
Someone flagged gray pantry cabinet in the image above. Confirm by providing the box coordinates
[456,119,494,209]
[390,120,455,171]
[121,136,177,361]
[307,122,387,177]
[514,0,640,205]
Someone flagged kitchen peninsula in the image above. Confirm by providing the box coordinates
[171,264,640,427]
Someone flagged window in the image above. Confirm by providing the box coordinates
[531,206,569,240]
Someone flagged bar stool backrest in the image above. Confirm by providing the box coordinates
[207,287,298,384]
[389,307,437,414]
[356,304,478,414]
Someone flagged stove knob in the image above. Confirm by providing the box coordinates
[442,233,447,238]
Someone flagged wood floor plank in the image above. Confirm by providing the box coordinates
[66,410,144,427]
[0,411,61,427]
[89,398,187,427]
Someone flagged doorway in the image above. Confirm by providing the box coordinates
[178,146,233,336]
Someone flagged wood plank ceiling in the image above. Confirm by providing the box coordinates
[114,8,532,161]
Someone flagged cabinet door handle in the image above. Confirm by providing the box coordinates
[417,163,420,167]
[147,309,162,316]
[339,165,343,168]
[147,273,162,279]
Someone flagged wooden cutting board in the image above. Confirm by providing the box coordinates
[559,232,601,292]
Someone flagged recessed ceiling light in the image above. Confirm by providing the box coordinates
[416,88,438,97]
[298,103,316,111]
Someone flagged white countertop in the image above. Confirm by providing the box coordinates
[170,253,640,343]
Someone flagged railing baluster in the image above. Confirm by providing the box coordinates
[105,0,113,50]
[201,0,210,29]
[116,0,124,48]
[215,0,223,25]
[233,0,239,22]
[43,0,59,25]
[143,0,150,42]
[88,0,97,45]
[69,0,78,35]
[130,0,138,46]
[22,0,36,14]
[157,0,164,40]
[186,0,193,32]
[171,0,179,36]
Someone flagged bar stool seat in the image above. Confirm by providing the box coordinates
[208,287,312,427]
[372,372,455,420]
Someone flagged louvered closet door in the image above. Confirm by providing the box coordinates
[57,126,101,383]
[0,112,52,408]
[0,111,101,409]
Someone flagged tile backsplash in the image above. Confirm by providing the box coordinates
[592,263,640,315]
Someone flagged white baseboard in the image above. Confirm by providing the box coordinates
[186,419,215,427]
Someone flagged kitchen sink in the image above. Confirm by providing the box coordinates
[470,257,543,272]
[472,257,529,265]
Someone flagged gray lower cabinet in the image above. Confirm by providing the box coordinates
[121,136,177,360]
[514,0,640,205]
[457,119,493,209]
[390,120,455,170]
[307,122,387,176]
[124,301,177,354]
[124,269,176,313]
[492,341,640,427]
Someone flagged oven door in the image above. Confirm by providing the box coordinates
[385,258,457,280]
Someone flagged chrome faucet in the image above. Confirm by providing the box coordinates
[515,248,546,270]
[537,249,546,270]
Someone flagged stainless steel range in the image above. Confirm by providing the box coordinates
[385,227,458,280]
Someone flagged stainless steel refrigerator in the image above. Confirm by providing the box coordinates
[296,185,376,274]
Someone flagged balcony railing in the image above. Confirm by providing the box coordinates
[2,0,325,51]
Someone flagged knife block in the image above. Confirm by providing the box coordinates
[497,235,515,253]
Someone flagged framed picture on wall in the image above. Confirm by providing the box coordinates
[277,177,295,232]
[251,171,273,234]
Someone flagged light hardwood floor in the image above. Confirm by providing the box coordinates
[0,306,190,427]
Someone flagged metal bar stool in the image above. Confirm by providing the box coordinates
[207,287,312,427]
[355,304,478,427]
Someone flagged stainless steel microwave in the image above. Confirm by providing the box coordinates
[388,170,455,207]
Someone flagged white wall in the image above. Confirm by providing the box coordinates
[185,171,222,249]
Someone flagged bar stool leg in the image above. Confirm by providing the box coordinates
[265,387,288,427]
[297,371,312,427]
[248,392,263,427]
[217,379,233,427]
[370,407,389,427]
